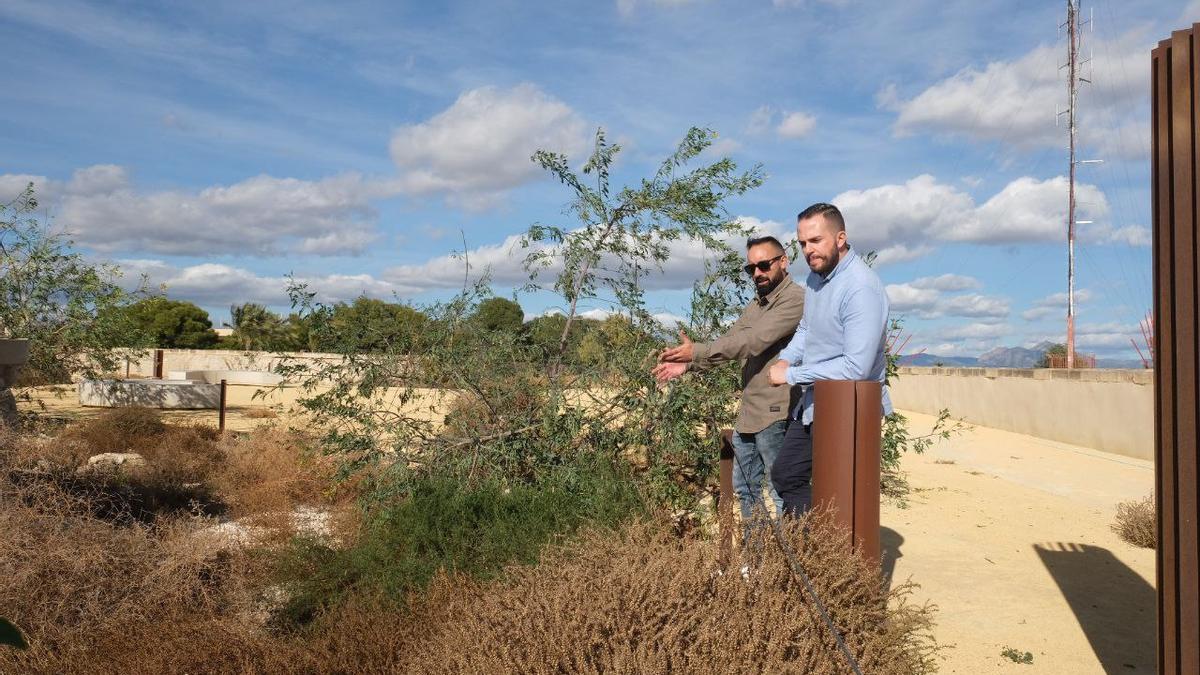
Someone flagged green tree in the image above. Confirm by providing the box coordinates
[326,297,427,353]
[0,184,144,384]
[1037,343,1067,368]
[124,297,218,349]
[524,127,762,369]
[472,297,524,334]
[226,303,287,351]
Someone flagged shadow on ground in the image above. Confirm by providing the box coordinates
[881,526,903,592]
[1034,542,1155,673]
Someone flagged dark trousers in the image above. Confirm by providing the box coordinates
[771,421,813,517]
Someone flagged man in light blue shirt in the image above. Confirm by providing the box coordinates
[766,202,892,516]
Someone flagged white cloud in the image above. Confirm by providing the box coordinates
[2,166,387,256]
[886,31,1150,156]
[832,174,1115,254]
[383,214,791,294]
[117,259,408,309]
[833,174,973,260]
[389,84,589,208]
[935,322,1012,341]
[886,280,1009,320]
[1021,289,1095,321]
[908,273,981,292]
[777,111,816,139]
[953,176,1108,244]
[745,107,817,140]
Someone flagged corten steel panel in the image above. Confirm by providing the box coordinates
[1183,29,1200,675]
[812,380,882,564]
[1154,25,1200,675]
[719,428,735,565]
[853,382,882,565]
[813,381,857,529]
[1154,37,1180,675]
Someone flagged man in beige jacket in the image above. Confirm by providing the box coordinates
[653,235,805,528]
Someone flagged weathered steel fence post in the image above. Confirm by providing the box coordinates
[811,380,882,564]
[218,379,227,433]
[1152,27,1200,675]
[718,429,735,566]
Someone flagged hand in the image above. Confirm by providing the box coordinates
[659,330,695,363]
[652,361,689,383]
[767,360,790,386]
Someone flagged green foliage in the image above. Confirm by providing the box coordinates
[1037,342,1067,368]
[123,297,218,349]
[226,302,288,351]
[523,127,763,364]
[1001,646,1034,664]
[472,297,524,334]
[0,618,27,650]
[0,184,145,384]
[274,455,645,626]
[325,297,427,353]
[273,127,762,543]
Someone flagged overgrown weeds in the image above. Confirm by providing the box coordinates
[273,454,647,627]
[395,510,939,674]
[1112,493,1156,548]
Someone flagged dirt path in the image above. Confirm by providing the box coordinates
[885,411,1156,674]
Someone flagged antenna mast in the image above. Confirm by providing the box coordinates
[1060,0,1096,368]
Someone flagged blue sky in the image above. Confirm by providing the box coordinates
[2,0,1193,360]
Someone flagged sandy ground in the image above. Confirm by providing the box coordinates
[17,388,1156,673]
[887,410,1156,674]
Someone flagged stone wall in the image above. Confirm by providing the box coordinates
[888,366,1154,460]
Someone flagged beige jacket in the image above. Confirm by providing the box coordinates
[690,274,805,433]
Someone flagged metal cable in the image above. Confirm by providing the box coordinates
[728,431,865,675]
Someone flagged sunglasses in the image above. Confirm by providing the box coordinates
[743,254,784,276]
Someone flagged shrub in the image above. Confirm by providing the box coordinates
[273,455,647,627]
[1113,493,1156,548]
[396,510,939,674]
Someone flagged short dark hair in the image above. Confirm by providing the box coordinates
[746,235,785,254]
[797,202,845,232]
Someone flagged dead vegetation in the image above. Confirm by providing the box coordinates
[399,513,939,674]
[1112,493,1156,549]
[0,410,939,674]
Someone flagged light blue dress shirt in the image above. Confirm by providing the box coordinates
[777,246,893,425]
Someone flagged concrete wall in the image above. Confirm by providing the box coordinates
[889,366,1154,461]
[113,348,344,379]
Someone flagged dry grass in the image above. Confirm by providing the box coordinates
[0,415,938,674]
[396,511,939,674]
[1112,493,1156,549]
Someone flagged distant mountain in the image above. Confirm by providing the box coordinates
[977,341,1056,368]
[897,342,1149,370]
[898,353,979,367]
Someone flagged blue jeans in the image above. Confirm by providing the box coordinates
[730,420,787,529]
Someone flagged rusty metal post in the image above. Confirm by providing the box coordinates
[218,379,227,433]
[718,428,735,566]
[811,380,882,565]
[153,349,164,379]
[1152,27,1200,675]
